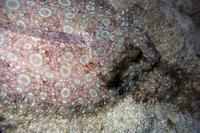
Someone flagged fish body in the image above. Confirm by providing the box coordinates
[0,0,160,118]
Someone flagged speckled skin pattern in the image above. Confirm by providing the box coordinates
[0,0,160,118]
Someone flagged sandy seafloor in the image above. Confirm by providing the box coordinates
[0,0,200,132]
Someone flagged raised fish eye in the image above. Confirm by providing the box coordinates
[123,47,142,61]
[104,72,119,87]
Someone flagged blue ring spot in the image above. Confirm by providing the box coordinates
[30,53,43,67]
[89,89,97,97]
[65,111,69,114]
[31,36,40,41]
[27,1,35,6]
[101,31,110,38]
[6,0,20,10]
[23,43,32,49]
[97,77,99,81]
[63,25,73,33]
[130,72,135,75]
[0,34,5,45]
[121,22,125,26]
[86,5,95,11]
[117,27,121,31]
[17,75,30,86]
[65,13,75,19]
[89,12,95,14]
[35,75,40,78]
[93,47,106,56]
[124,27,128,31]
[80,19,88,30]
[85,74,92,82]
[133,39,137,42]
[100,60,104,66]
[29,93,33,96]
[102,18,110,26]
[117,45,125,52]
[17,20,26,28]
[110,35,115,41]
[31,103,36,107]
[58,0,71,6]
[111,97,114,101]
[143,43,147,47]
[80,54,89,65]
[110,55,114,60]
[78,98,84,104]
[96,84,100,87]
[106,11,111,14]
[110,68,114,71]
[61,88,70,98]
[45,72,54,78]
[2,84,8,88]
[52,99,56,102]
[80,23,87,30]
[7,52,18,61]
[60,65,71,77]
[134,28,140,31]
[16,87,23,92]
[74,79,80,84]
[63,52,73,61]
[39,8,52,17]
[76,43,86,48]
[40,92,47,100]
[98,14,104,17]
[118,38,124,42]
[8,13,15,19]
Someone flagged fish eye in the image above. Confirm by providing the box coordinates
[104,72,120,87]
